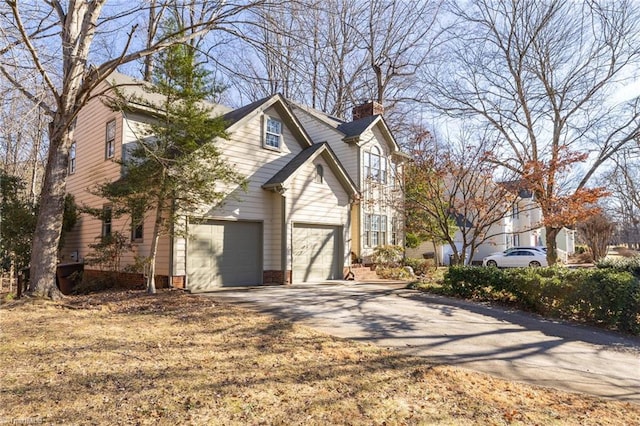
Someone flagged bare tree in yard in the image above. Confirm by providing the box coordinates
[601,148,640,249]
[356,0,442,110]
[0,79,49,204]
[423,0,640,264]
[0,0,272,299]
[577,212,615,262]
[404,125,517,265]
[224,0,366,116]
[224,0,443,123]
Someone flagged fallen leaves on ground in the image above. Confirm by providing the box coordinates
[1,289,638,425]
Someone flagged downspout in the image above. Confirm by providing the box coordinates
[280,192,288,284]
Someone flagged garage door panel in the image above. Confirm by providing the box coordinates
[293,225,340,282]
[188,221,262,291]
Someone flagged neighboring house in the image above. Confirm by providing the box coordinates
[288,101,407,263]
[61,73,405,291]
[406,181,576,264]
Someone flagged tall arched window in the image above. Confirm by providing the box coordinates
[365,146,386,183]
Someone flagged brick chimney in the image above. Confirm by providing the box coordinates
[352,100,384,121]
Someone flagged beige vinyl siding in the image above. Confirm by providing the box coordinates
[287,156,351,270]
[61,81,125,265]
[186,106,305,271]
[292,107,359,183]
[62,91,173,273]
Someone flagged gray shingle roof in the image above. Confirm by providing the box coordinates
[499,180,534,199]
[222,95,272,126]
[336,114,379,138]
[263,143,327,187]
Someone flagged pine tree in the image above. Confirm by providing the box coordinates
[97,23,246,294]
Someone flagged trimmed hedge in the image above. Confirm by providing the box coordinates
[442,266,640,334]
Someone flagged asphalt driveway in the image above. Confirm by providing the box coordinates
[203,282,640,403]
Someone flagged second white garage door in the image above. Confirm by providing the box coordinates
[292,224,341,282]
[187,220,262,291]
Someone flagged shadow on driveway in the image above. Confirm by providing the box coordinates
[206,282,640,403]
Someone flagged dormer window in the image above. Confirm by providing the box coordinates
[315,164,324,183]
[264,117,282,150]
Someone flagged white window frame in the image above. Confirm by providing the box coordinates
[264,116,282,150]
[391,216,398,245]
[365,146,386,183]
[105,120,116,159]
[102,205,112,237]
[69,141,76,174]
[365,214,371,247]
[131,209,144,242]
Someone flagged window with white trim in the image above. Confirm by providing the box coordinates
[102,205,112,237]
[105,120,116,159]
[391,216,398,245]
[131,208,144,242]
[69,142,76,174]
[264,117,282,150]
[365,214,387,247]
[364,146,386,183]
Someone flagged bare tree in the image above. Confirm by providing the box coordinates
[222,0,443,122]
[577,212,615,262]
[0,76,48,204]
[356,0,442,108]
[0,0,272,299]
[404,125,517,265]
[422,0,640,264]
[601,148,640,248]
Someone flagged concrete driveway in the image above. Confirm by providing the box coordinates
[204,282,640,403]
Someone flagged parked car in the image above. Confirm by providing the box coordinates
[483,249,548,268]
[499,246,546,255]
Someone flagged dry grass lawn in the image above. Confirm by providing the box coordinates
[1,289,639,425]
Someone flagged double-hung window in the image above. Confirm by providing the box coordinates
[105,120,116,159]
[69,142,76,174]
[365,214,388,247]
[371,214,380,246]
[264,117,282,150]
[391,216,398,245]
[102,205,112,237]
[131,206,144,242]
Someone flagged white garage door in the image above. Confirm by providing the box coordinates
[293,224,341,282]
[187,220,262,291]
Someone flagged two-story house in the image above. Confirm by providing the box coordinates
[61,73,403,291]
[289,101,407,263]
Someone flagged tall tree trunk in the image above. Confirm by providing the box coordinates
[27,121,71,299]
[147,197,166,294]
[545,225,560,265]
